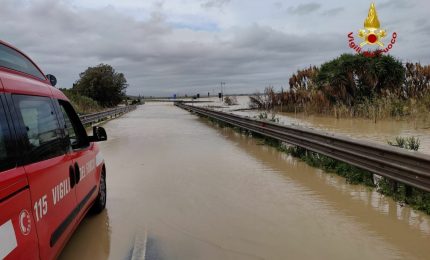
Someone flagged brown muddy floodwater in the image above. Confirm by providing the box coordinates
[233,109,430,154]
[60,103,430,260]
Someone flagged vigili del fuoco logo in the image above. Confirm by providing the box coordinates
[347,3,397,57]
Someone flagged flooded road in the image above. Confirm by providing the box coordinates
[61,103,430,260]
[195,96,430,154]
[236,110,430,154]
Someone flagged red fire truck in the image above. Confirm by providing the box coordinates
[0,40,107,259]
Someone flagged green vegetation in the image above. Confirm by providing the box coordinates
[387,136,420,151]
[60,88,101,114]
[250,54,430,120]
[60,64,131,114]
[73,64,128,107]
[376,136,430,214]
[254,111,279,123]
[377,179,430,214]
[130,98,143,105]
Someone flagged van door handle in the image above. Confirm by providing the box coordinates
[69,166,76,189]
[74,163,81,184]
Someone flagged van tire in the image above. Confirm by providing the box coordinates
[92,170,106,214]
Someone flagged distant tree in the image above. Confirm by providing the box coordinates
[249,87,276,109]
[289,66,319,92]
[73,64,128,107]
[224,96,238,106]
[404,63,430,98]
[316,54,404,106]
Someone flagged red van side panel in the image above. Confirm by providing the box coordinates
[50,87,68,101]
[0,71,51,97]
[1,77,39,259]
[24,155,78,260]
[0,168,39,260]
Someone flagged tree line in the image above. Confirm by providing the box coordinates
[61,64,128,114]
[250,53,430,119]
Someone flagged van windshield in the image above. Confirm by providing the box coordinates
[0,43,45,80]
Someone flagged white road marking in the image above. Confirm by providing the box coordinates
[0,220,17,259]
[131,229,147,260]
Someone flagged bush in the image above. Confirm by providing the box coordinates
[73,64,128,107]
[254,111,279,123]
[224,96,238,106]
[252,54,430,119]
[387,136,420,151]
[374,136,430,214]
[60,88,102,114]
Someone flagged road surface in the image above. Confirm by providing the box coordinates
[60,103,430,260]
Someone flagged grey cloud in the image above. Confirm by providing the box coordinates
[322,7,344,16]
[412,19,430,34]
[0,0,335,94]
[287,3,321,15]
[379,0,415,9]
[201,0,231,10]
[232,25,344,54]
[0,0,346,96]
[273,2,283,9]
[0,0,427,96]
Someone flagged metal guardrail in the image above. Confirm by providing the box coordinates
[79,105,137,125]
[175,102,430,192]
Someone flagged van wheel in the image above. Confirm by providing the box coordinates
[92,171,106,214]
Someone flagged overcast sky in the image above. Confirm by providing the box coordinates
[1,0,429,96]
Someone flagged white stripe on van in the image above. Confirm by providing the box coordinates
[0,220,17,259]
[96,151,104,167]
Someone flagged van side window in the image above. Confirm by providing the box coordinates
[13,95,66,163]
[0,100,15,171]
[58,100,89,150]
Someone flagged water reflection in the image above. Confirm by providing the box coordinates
[60,210,111,259]
[212,120,430,259]
[329,176,430,235]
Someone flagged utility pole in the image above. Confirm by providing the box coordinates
[281,87,284,113]
[220,82,226,98]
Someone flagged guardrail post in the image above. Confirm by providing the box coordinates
[389,179,398,193]
[405,185,412,197]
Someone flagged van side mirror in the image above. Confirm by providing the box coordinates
[89,126,107,142]
[46,74,57,86]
